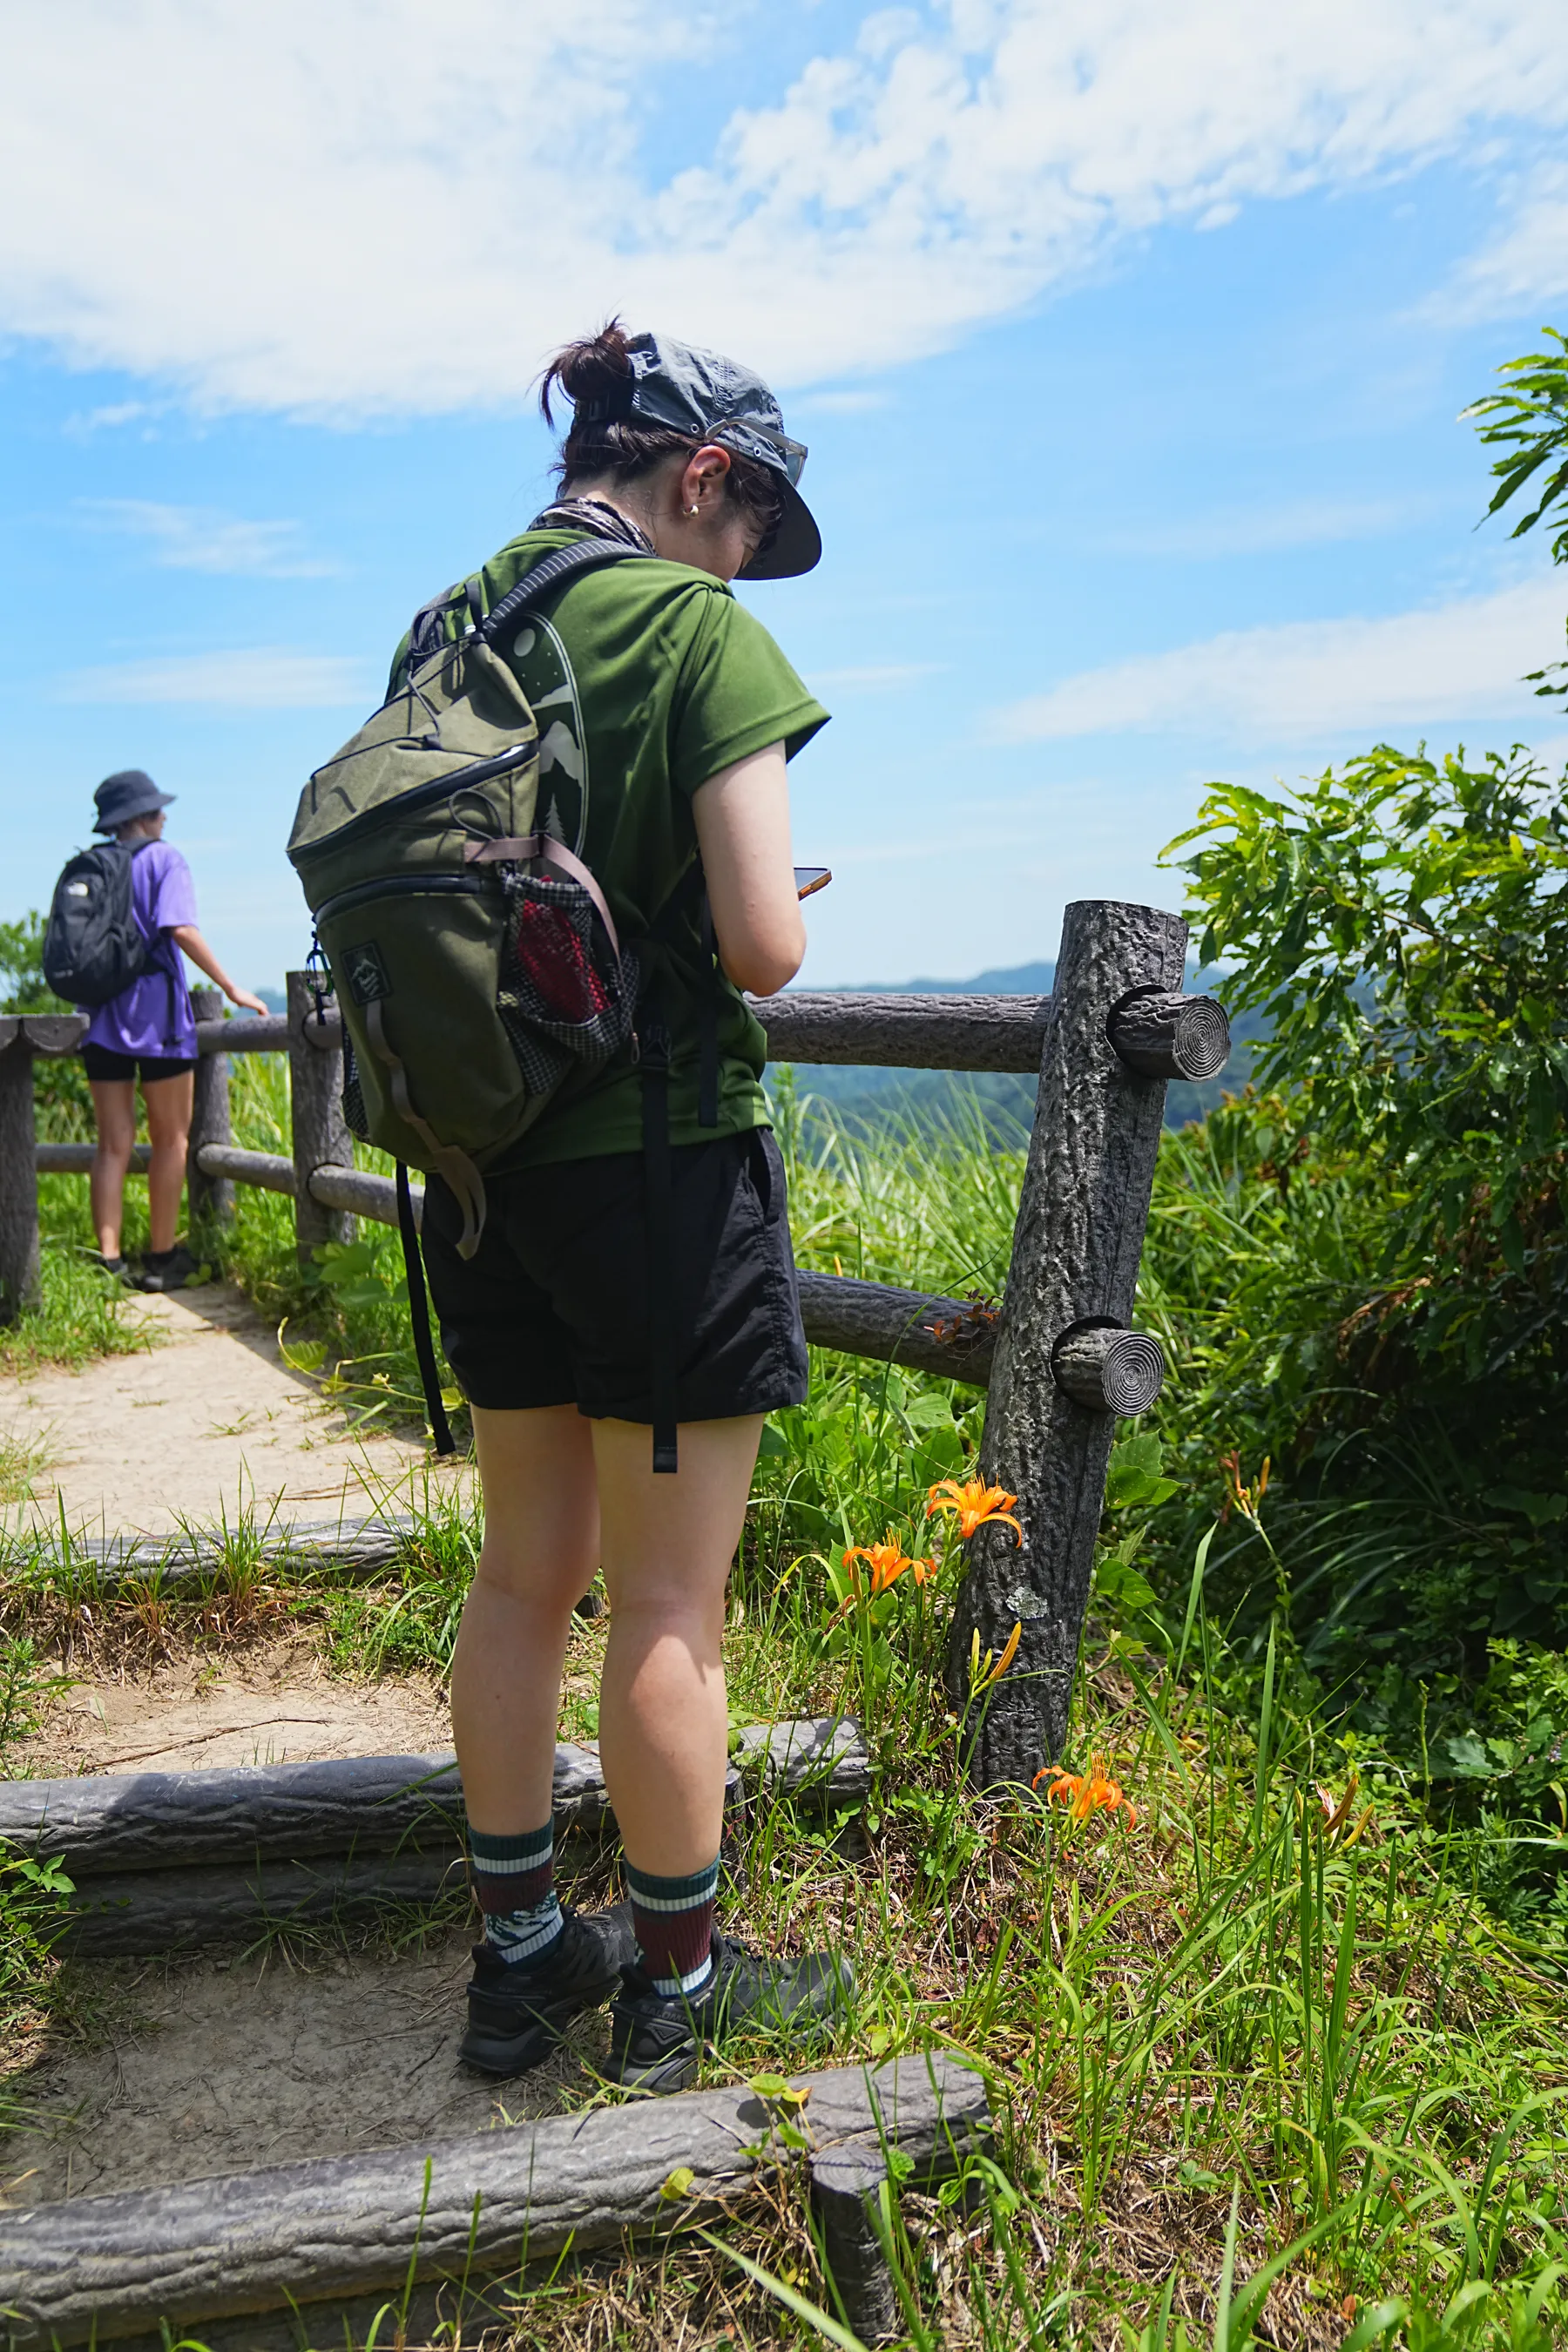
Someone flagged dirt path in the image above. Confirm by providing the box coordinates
[4,1932,596,2207]
[13,1630,452,1779]
[0,1279,470,1540]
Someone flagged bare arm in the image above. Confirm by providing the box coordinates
[168,926,269,1018]
[690,742,805,998]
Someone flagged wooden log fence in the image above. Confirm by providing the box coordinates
[13,907,1229,1788]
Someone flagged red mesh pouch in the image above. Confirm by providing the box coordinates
[497,868,637,1099]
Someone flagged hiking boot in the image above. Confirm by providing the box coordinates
[459,1902,637,2078]
[607,1929,855,2095]
[132,1245,201,1294]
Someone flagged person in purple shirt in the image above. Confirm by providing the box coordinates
[81,769,267,1290]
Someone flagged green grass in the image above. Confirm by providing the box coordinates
[4,1065,1568,2342]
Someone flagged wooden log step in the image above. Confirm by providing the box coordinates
[733,1717,874,1805]
[65,1850,466,1956]
[0,1724,868,1953]
[0,1746,583,1874]
[15,1513,419,1598]
[0,2053,989,2349]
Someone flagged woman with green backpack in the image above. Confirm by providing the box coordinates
[405,324,850,2090]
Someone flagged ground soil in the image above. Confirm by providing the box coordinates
[13,1629,452,1778]
[3,1929,604,2207]
[0,1279,468,1539]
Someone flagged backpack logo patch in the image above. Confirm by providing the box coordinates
[342,940,391,1004]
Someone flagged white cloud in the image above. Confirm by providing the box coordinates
[0,3,1565,415]
[58,650,371,708]
[78,500,336,578]
[1430,159,1568,323]
[1096,495,1442,559]
[990,578,1568,744]
[62,399,166,437]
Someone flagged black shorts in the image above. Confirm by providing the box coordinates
[81,1045,197,1084]
[420,1127,810,1423]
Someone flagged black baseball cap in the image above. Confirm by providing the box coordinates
[93,769,176,833]
[581,331,821,582]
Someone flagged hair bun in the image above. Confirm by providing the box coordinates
[540,319,632,427]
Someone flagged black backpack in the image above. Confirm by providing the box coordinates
[43,841,152,1007]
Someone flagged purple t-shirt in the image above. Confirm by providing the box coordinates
[84,840,199,1059]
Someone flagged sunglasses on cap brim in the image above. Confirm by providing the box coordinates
[713,422,808,488]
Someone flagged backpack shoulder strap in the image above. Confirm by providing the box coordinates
[476,537,650,649]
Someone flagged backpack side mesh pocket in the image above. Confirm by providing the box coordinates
[497,865,639,1097]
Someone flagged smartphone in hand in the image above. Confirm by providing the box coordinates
[794,867,832,901]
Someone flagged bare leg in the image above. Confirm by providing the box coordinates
[449,1404,599,1836]
[88,1079,137,1258]
[593,1414,763,1877]
[141,1069,194,1254]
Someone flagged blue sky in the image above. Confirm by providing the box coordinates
[5,2,1568,990]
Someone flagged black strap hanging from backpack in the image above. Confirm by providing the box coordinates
[396,1161,456,1457]
[638,979,680,1476]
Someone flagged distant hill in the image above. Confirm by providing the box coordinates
[772,958,1258,1135]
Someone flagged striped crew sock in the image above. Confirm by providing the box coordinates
[468,1822,563,1969]
[626,1856,720,1998]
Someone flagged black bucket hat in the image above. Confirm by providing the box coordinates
[581,331,821,582]
[93,769,176,833]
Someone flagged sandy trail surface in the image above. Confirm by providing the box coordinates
[0,1284,536,2213]
[0,1279,470,1540]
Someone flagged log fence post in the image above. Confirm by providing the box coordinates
[948,900,1188,1788]
[286,969,353,1265]
[186,986,234,1229]
[0,1016,88,1323]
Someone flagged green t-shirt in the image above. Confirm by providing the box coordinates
[389,529,828,1167]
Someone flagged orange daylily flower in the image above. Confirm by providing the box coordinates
[841,1540,936,1598]
[926,1479,1022,1544]
[1034,1753,1139,1829]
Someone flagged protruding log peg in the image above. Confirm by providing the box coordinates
[1107,988,1229,1081]
[1051,1321,1166,1415]
[810,2146,901,2345]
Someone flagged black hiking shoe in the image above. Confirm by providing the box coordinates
[132,1245,202,1294]
[459,1903,637,2078]
[606,1929,855,2095]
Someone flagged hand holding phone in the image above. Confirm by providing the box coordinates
[794,867,832,901]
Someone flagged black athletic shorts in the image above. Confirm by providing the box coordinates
[81,1045,197,1084]
[420,1127,810,1423]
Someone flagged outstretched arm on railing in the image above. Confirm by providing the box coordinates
[168,926,269,1018]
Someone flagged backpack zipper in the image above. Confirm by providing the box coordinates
[314,871,491,925]
[302,740,537,848]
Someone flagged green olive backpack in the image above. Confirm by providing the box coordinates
[288,537,699,1469]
